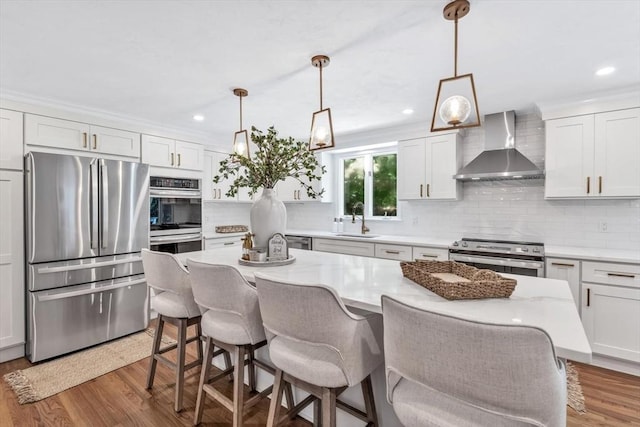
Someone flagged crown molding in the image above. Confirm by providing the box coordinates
[535,86,640,120]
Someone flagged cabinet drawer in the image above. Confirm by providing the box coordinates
[313,238,374,257]
[375,244,412,261]
[412,246,449,261]
[582,261,640,288]
[205,237,242,250]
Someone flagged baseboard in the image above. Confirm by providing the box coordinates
[0,344,25,363]
[589,354,640,376]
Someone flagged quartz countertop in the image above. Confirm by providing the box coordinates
[545,245,640,265]
[178,246,592,363]
[285,229,452,248]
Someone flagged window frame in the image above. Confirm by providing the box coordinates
[335,144,399,221]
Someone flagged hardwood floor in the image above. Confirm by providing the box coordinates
[1,324,638,426]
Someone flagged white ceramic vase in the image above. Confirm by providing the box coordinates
[250,188,287,250]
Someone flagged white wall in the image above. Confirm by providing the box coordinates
[285,113,640,251]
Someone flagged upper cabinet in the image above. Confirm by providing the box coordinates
[397,133,461,200]
[545,108,640,199]
[203,150,236,201]
[0,109,23,170]
[25,114,140,159]
[141,134,203,171]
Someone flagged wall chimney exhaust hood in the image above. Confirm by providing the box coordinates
[454,111,544,181]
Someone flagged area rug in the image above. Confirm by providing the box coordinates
[3,329,175,404]
[566,361,587,414]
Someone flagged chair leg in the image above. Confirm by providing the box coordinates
[224,350,233,382]
[361,375,378,426]
[193,336,215,426]
[284,382,295,410]
[232,345,246,427]
[195,320,204,364]
[146,314,165,389]
[321,387,336,427]
[174,318,188,412]
[248,348,257,392]
[313,398,322,427]
[266,368,285,427]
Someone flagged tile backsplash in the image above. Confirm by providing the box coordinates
[205,113,640,251]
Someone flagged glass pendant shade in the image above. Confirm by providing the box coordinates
[309,108,335,151]
[431,73,480,132]
[233,130,249,157]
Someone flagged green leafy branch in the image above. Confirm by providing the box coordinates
[213,126,326,198]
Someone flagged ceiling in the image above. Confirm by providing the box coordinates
[1,0,639,145]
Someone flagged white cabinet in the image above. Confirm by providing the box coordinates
[203,150,236,201]
[0,171,24,362]
[375,243,412,261]
[0,109,23,170]
[25,114,140,158]
[581,261,640,363]
[313,238,375,257]
[141,134,203,171]
[545,108,640,198]
[204,235,243,250]
[546,258,581,314]
[397,133,461,200]
[412,246,449,261]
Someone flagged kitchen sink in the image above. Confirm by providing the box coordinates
[334,233,380,238]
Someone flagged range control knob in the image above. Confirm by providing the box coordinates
[452,242,459,246]
[461,242,468,247]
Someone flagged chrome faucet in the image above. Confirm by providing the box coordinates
[351,202,370,234]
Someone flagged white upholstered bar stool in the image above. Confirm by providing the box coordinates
[187,259,286,427]
[255,273,383,427]
[381,295,567,427]
[141,249,204,413]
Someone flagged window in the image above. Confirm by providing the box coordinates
[338,147,397,219]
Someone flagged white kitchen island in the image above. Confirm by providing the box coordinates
[178,246,592,426]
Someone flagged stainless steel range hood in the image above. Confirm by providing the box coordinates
[454,111,544,181]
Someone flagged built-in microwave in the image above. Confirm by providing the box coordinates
[149,177,202,253]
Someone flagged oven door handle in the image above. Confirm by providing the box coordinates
[150,189,202,198]
[449,254,544,270]
[150,233,202,244]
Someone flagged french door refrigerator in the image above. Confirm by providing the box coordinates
[25,152,150,362]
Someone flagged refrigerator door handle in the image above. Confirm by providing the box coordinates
[100,159,109,249]
[37,256,143,274]
[90,161,99,249]
[36,278,147,302]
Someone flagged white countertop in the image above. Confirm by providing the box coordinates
[178,246,592,363]
[285,229,453,248]
[545,245,640,264]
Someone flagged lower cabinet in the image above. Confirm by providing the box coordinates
[581,261,640,363]
[204,236,243,250]
[375,244,412,261]
[545,257,581,314]
[313,238,375,257]
[0,170,24,362]
[412,246,449,261]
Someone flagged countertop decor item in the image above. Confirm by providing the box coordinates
[238,255,296,267]
[400,260,517,300]
[215,225,249,233]
[214,126,326,249]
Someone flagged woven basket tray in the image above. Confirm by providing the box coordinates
[400,260,517,300]
[215,225,249,233]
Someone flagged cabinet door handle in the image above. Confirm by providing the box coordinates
[293,190,297,200]
[420,184,423,198]
[171,153,175,166]
[218,189,222,199]
[92,134,97,150]
[598,176,602,194]
[178,153,181,167]
[82,132,88,148]
[421,254,438,258]
[607,272,635,278]
[385,250,401,255]
[551,262,575,267]
[586,176,590,194]
[223,242,234,246]
[427,183,430,198]
[587,288,590,307]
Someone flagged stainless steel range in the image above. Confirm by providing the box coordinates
[449,238,545,277]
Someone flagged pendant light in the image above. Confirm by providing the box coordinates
[232,88,249,158]
[309,55,335,151]
[431,0,480,132]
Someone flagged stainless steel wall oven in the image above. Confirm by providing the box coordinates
[149,177,202,254]
[449,238,545,277]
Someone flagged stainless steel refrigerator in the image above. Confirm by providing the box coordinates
[25,152,150,362]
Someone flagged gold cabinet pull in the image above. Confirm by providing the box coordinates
[551,262,575,267]
[586,176,590,194]
[92,134,97,150]
[385,250,400,255]
[293,190,297,200]
[177,153,181,167]
[218,189,222,199]
[427,183,430,198]
[421,254,439,258]
[420,184,423,198]
[171,153,175,166]
[607,272,635,279]
[587,288,590,307]
[598,176,602,194]
[82,132,88,148]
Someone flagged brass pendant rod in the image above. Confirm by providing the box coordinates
[454,15,458,77]
[319,64,324,110]
[239,94,243,131]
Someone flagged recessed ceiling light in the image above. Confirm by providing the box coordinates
[595,66,615,76]
[402,108,414,115]
[193,114,205,121]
